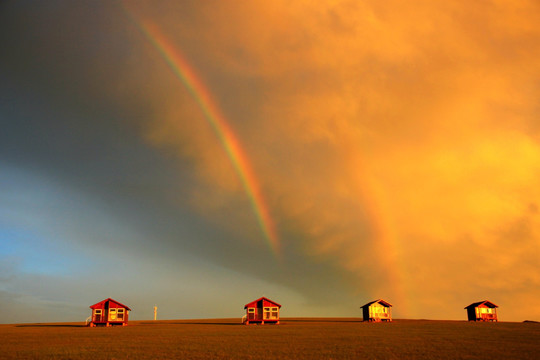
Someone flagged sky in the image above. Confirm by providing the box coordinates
[1,0,539,323]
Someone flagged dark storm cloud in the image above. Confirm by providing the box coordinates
[0,1,364,323]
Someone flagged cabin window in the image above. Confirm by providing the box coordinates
[109,308,118,320]
[248,308,256,320]
[117,308,125,320]
[262,307,278,319]
[93,309,103,321]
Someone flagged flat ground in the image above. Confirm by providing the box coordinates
[1,318,539,359]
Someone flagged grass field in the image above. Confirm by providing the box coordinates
[1,318,539,359]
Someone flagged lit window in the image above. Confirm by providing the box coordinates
[109,308,117,320]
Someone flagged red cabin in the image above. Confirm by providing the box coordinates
[465,300,498,322]
[88,298,131,327]
[360,299,392,322]
[242,297,281,325]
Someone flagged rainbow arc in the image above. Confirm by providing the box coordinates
[125,13,280,257]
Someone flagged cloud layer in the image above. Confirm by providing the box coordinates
[1,0,539,322]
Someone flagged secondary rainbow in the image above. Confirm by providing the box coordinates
[128,17,280,256]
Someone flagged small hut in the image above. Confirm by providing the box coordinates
[242,297,281,325]
[88,298,131,327]
[465,300,498,322]
[360,299,392,322]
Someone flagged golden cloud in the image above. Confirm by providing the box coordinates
[125,0,540,319]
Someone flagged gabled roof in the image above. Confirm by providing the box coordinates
[360,299,392,308]
[244,296,281,309]
[89,298,132,311]
[464,300,498,309]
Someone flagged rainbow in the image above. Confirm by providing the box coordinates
[358,172,411,317]
[124,13,280,256]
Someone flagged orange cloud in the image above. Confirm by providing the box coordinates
[123,0,540,319]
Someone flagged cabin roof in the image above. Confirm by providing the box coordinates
[360,299,392,308]
[89,297,132,311]
[244,296,281,309]
[464,300,498,309]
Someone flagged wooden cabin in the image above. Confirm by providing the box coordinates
[465,300,498,322]
[360,299,392,322]
[242,297,281,325]
[88,298,131,327]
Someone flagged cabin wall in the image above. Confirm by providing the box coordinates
[369,304,390,320]
[466,305,498,321]
[245,306,279,324]
[475,305,497,321]
[362,307,370,321]
[362,303,391,321]
[466,307,476,321]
